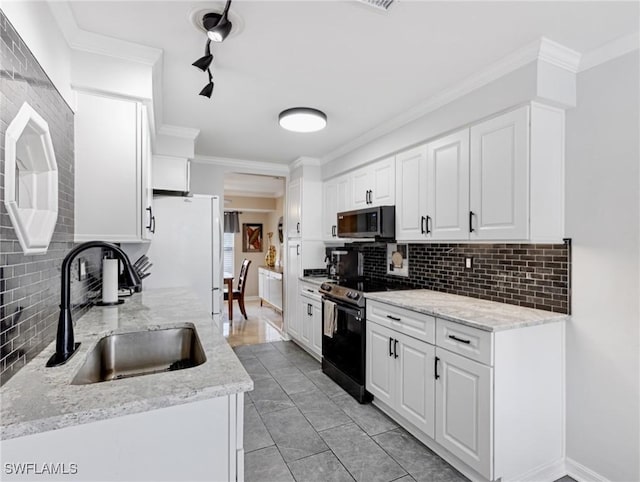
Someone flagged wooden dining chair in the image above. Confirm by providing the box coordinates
[224,259,252,320]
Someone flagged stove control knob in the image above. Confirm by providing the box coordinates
[321,283,332,291]
[347,291,359,300]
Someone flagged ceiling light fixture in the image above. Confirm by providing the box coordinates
[278,108,327,133]
[192,39,213,71]
[199,69,214,98]
[204,0,233,43]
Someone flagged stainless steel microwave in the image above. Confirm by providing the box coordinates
[337,206,395,239]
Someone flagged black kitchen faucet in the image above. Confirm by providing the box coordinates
[46,241,142,367]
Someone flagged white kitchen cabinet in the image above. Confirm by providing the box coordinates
[427,130,470,240]
[392,103,565,243]
[395,145,428,241]
[152,155,190,193]
[259,267,283,312]
[435,347,492,477]
[285,242,301,339]
[74,90,153,243]
[287,178,302,238]
[322,174,351,240]
[366,312,436,437]
[350,156,395,209]
[469,107,528,240]
[294,282,322,359]
[366,299,564,482]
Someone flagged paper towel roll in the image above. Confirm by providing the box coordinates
[102,258,119,304]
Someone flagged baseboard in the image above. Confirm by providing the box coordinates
[245,296,259,301]
[565,458,611,482]
[502,459,565,482]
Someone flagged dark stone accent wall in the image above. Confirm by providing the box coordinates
[0,12,101,385]
[360,242,571,314]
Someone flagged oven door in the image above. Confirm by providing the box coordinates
[322,297,365,384]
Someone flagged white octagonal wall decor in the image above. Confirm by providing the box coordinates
[4,102,58,254]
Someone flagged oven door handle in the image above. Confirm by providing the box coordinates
[322,298,363,320]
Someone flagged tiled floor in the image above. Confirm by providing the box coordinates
[234,341,468,482]
[224,300,285,347]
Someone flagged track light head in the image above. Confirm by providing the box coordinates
[202,0,233,43]
[199,82,214,98]
[192,53,213,71]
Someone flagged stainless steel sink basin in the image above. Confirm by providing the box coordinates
[71,326,206,385]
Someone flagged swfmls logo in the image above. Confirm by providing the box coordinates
[4,463,78,476]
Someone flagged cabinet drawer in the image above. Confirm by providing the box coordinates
[436,319,493,366]
[367,300,435,345]
[300,283,321,302]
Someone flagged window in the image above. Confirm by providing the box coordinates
[223,232,234,276]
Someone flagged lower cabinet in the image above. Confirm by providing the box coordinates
[258,267,283,311]
[366,300,564,482]
[367,322,435,437]
[290,282,322,359]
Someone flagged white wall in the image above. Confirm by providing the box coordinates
[1,2,73,107]
[565,51,640,482]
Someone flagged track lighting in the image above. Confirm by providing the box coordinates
[199,69,214,98]
[279,108,327,133]
[203,0,232,43]
[192,40,213,71]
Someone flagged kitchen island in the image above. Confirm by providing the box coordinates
[0,288,253,481]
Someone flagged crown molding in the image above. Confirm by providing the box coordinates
[192,155,290,175]
[321,37,580,164]
[290,156,322,169]
[579,31,639,73]
[158,124,200,140]
[48,2,162,66]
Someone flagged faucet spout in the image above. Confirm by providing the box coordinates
[46,241,142,367]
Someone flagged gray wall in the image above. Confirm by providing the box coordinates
[0,12,99,385]
[565,51,639,481]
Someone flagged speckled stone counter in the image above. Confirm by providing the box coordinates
[259,265,284,275]
[365,289,567,331]
[0,288,253,440]
[299,276,333,287]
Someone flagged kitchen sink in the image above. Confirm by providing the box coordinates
[71,326,206,385]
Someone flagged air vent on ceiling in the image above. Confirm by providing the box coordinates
[356,0,395,11]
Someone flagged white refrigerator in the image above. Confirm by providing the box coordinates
[144,195,223,329]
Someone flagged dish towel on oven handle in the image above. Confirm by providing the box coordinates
[323,300,337,338]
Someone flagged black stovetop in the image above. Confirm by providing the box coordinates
[331,277,413,293]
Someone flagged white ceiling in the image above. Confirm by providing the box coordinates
[68,1,639,165]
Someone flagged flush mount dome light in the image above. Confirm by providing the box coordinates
[278,108,327,133]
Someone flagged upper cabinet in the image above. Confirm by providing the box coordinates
[469,107,528,240]
[322,173,351,240]
[351,156,395,209]
[395,103,565,243]
[74,90,154,243]
[287,178,302,238]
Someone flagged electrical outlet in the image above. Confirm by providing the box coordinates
[465,257,473,270]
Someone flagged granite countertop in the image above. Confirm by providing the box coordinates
[0,288,253,441]
[259,265,284,274]
[365,289,568,332]
[299,275,333,287]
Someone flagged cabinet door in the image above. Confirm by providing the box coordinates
[365,322,396,407]
[396,334,436,438]
[75,91,141,242]
[258,269,265,300]
[270,273,283,310]
[311,300,322,357]
[336,175,351,213]
[351,168,371,209]
[427,130,470,240]
[286,243,301,338]
[470,107,529,240]
[370,156,395,207]
[287,179,302,238]
[323,180,338,240]
[435,348,492,479]
[395,145,428,241]
[140,105,154,241]
[300,298,312,346]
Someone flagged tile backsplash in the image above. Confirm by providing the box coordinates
[0,12,101,385]
[360,242,571,314]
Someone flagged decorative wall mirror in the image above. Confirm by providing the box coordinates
[277,216,283,243]
[4,102,58,254]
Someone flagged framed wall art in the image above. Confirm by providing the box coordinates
[242,223,263,252]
